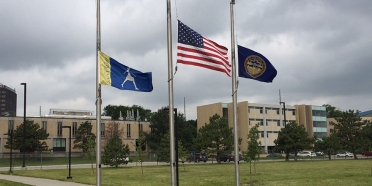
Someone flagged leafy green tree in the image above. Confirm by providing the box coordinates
[244,123,261,179]
[84,135,96,173]
[323,104,343,118]
[274,121,314,161]
[194,114,236,163]
[156,132,170,162]
[144,107,169,151]
[73,121,96,152]
[334,110,364,159]
[177,116,197,151]
[178,140,189,171]
[102,104,152,120]
[5,120,49,152]
[360,121,372,151]
[314,134,342,160]
[134,131,147,175]
[102,134,130,167]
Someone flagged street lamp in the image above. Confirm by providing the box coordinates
[62,126,72,179]
[4,130,13,173]
[280,101,286,127]
[164,108,179,186]
[20,83,26,169]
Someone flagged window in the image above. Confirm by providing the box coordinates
[8,120,14,134]
[267,132,269,138]
[292,110,295,115]
[265,109,267,114]
[266,121,268,126]
[57,122,62,136]
[53,138,66,152]
[261,131,264,138]
[127,124,131,137]
[100,123,105,136]
[260,109,263,114]
[330,129,334,134]
[329,121,335,125]
[139,124,143,132]
[42,121,47,132]
[276,120,280,126]
[276,110,279,115]
[72,122,77,136]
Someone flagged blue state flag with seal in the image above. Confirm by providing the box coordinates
[238,45,277,83]
[99,51,153,92]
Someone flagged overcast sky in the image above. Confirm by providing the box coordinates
[1,0,371,120]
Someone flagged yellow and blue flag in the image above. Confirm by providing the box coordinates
[238,45,277,83]
[99,51,153,92]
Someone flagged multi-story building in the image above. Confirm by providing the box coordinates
[197,101,326,153]
[0,83,17,117]
[0,109,150,154]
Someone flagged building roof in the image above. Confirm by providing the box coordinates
[357,110,372,117]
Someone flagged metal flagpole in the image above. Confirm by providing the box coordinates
[230,0,240,186]
[96,0,102,185]
[166,0,176,185]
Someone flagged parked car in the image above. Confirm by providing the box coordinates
[219,153,244,162]
[298,151,316,157]
[362,151,372,156]
[336,152,354,158]
[316,151,325,156]
[187,153,208,163]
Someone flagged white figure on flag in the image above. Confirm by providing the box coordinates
[121,68,138,90]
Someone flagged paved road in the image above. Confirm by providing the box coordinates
[0,174,91,186]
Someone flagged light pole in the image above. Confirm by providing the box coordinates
[280,101,286,127]
[62,126,72,179]
[20,83,26,168]
[4,130,13,173]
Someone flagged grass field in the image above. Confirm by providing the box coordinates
[3,159,372,186]
[0,179,32,186]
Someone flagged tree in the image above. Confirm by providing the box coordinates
[103,121,124,147]
[84,135,96,173]
[274,121,314,161]
[176,116,197,151]
[5,120,49,152]
[323,104,343,118]
[102,104,152,121]
[334,110,364,159]
[360,121,372,151]
[156,132,170,162]
[244,123,261,181]
[314,134,342,160]
[144,107,169,151]
[134,131,147,175]
[178,140,189,171]
[73,121,96,152]
[194,114,236,163]
[102,133,130,167]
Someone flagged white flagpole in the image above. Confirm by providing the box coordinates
[166,0,176,185]
[96,0,102,185]
[230,0,240,186]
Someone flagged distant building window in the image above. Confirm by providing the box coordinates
[261,131,264,138]
[330,129,334,134]
[139,124,143,132]
[72,122,77,136]
[329,121,334,125]
[276,110,279,115]
[42,121,47,132]
[53,138,66,152]
[266,121,268,126]
[260,109,263,114]
[57,122,62,136]
[127,124,131,137]
[8,120,14,134]
[292,110,295,115]
[100,123,105,136]
[276,120,280,126]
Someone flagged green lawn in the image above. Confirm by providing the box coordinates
[3,159,372,185]
[0,179,32,186]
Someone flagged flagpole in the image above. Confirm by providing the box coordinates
[96,0,102,185]
[166,0,176,186]
[230,0,240,186]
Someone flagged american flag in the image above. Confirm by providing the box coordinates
[177,20,231,77]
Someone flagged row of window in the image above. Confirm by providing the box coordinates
[312,110,326,117]
[260,131,279,138]
[7,120,142,138]
[248,106,296,115]
[249,119,295,126]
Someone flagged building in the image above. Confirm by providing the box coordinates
[0,109,151,154]
[0,83,17,117]
[327,110,372,135]
[197,101,326,153]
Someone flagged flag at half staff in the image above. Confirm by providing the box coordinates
[99,51,153,92]
[238,45,277,83]
[177,20,231,77]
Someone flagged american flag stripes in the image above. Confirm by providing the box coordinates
[177,20,231,77]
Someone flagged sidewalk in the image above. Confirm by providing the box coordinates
[0,174,91,186]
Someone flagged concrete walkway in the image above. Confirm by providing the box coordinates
[0,174,91,186]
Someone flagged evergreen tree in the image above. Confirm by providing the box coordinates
[274,121,314,161]
[102,134,130,167]
[73,121,96,152]
[334,110,364,159]
[194,114,236,163]
[314,134,342,160]
[360,121,372,151]
[5,120,49,152]
[144,107,169,151]
[156,132,170,162]
[323,104,343,118]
